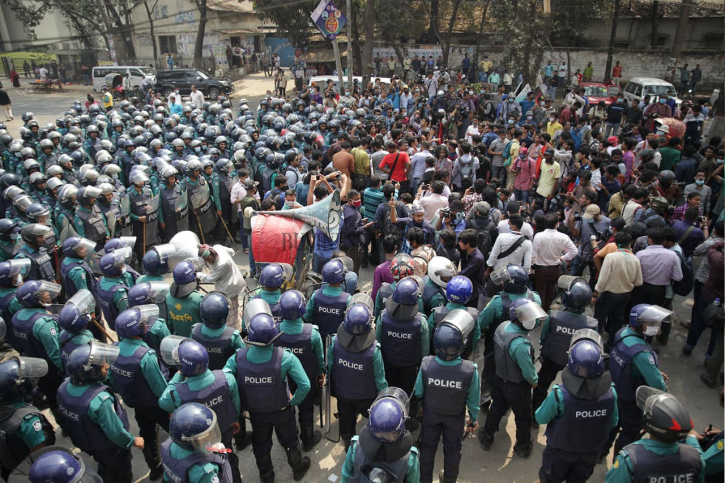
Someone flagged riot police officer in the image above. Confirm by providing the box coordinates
[605,304,669,459]
[341,388,420,482]
[127,282,172,354]
[111,305,170,481]
[11,281,64,405]
[25,204,58,252]
[58,290,96,371]
[158,165,189,242]
[532,277,598,423]
[422,256,457,317]
[10,445,102,482]
[54,184,78,235]
[416,312,479,483]
[374,253,420,320]
[185,160,218,245]
[167,260,204,337]
[0,219,21,263]
[158,338,244,482]
[60,237,106,342]
[0,317,19,363]
[97,183,123,238]
[15,224,55,282]
[211,158,236,243]
[73,187,109,252]
[536,335,618,483]
[137,244,174,285]
[429,276,481,358]
[275,289,325,452]
[97,247,135,331]
[223,313,311,482]
[127,171,162,261]
[0,356,55,479]
[376,277,429,428]
[479,298,548,458]
[0,259,28,327]
[478,264,541,405]
[245,263,291,330]
[305,259,352,339]
[160,403,234,483]
[605,387,704,483]
[57,342,144,483]
[191,292,244,370]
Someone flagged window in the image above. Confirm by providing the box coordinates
[159,36,177,54]
[93,67,111,78]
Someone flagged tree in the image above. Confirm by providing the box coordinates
[361,0,375,83]
[252,0,320,47]
[143,0,160,62]
[193,0,209,69]
[604,0,621,83]
[104,0,137,59]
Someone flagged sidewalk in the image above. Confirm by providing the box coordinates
[230,71,275,99]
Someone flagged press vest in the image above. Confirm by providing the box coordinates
[625,443,702,483]
[190,325,236,371]
[609,329,658,402]
[493,322,533,384]
[420,356,474,416]
[541,310,598,367]
[545,384,615,452]
[234,348,290,413]
[332,338,378,400]
[110,343,168,409]
[160,440,233,483]
[380,311,423,367]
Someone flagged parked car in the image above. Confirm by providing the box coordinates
[579,82,619,106]
[92,66,156,93]
[155,69,233,98]
[622,77,681,107]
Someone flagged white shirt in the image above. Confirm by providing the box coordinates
[197,245,246,298]
[190,90,205,107]
[230,180,247,212]
[532,228,578,266]
[487,231,533,271]
[418,193,449,223]
[465,125,480,144]
[497,219,534,240]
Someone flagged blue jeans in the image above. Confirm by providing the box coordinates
[491,165,506,182]
[238,212,248,250]
[604,122,620,139]
[312,254,330,274]
[514,188,529,205]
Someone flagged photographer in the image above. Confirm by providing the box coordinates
[569,202,611,290]
[435,199,467,237]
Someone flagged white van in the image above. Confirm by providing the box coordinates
[92,66,157,92]
[622,77,681,106]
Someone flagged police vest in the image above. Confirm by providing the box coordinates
[377,284,393,312]
[0,289,17,331]
[421,356,475,416]
[160,439,233,483]
[190,324,236,371]
[541,310,598,367]
[609,329,658,402]
[129,189,160,246]
[625,443,702,483]
[0,241,18,261]
[235,348,290,413]
[0,405,55,472]
[18,246,55,282]
[174,370,237,434]
[76,205,107,243]
[111,343,168,409]
[545,384,615,453]
[332,337,378,400]
[250,294,283,325]
[98,281,126,331]
[261,167,275,194]
[274,323,316,384]
[60,258,99,301]
[493,322,533,384]
[11,310,57,365]
[348,438,409,483]
[160,184,189,229]
[380,311,423,367]
[56,381,129,457]
[313,290,348,337]
[431,305,479,356]
[60,331,91,373]
[422,277,445,315]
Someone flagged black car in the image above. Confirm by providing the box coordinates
[155,69,233,98]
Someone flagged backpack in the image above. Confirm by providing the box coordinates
[469,218,498,256]
[459,156,475,188]
[672,250,694,297]
[502,140,514,166]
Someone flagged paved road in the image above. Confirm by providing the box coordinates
[3,74,722,482]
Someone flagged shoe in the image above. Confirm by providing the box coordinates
[286,447,311,481]
[235,431,253,451]
[682,346,693,356]
[700,372,716,388]
[656,335,669,346]
[148,465,164,481]
[234,237,243,244]
[478,428,494,450]
[513,440,533,458]
[301,424,322,452]
[361,260,369,268]
[260,470,275,483]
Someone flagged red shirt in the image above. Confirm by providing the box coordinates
[379,151,410,182]
[612,65,622,78]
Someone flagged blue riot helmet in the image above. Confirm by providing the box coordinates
[559,276,593,312]
[567,339,605,378]
[171,260,199,298]
[0,317,4,342]
[58,289,95,334]
[342,304,373,335]
[99,246,132,277]
[629,304,673,337]
[128,281,169,307]
[169,402,225,454]
[17,280,61,308]
[368,387,409,443]
[62,237,96,259]
[434,309,476,361]
[141,244,174,276]
[384,276,421,320]
[258,263,292,289]
[104,236,137,254]
[0,259,31,288]
[509,298,548,331]
[115,305,159,339]
[445,275,473,304]
[160,336,209,376]
[200,292,231,329]
[246,313,282,347]
[490,264,529,294]
[0,356,48,403]
[66,342,119,385]
[28,447,97,483]
[321,259,345,284]
[279,290,306,320]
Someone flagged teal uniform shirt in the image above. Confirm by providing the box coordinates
[605,437,705,483]
[191,323,245,352]
[210,176,223,212]
[65,382,135,449]
[0,240,17,262]
[423,277,447,314]
[3,401,49,450]
[373,281,425,320]
[698,433,724,477]
[60,329,93,348]
[73,206,110,239]
[166,291,204,338]
[135,274,166,285]
[159,369,240,415]
[304,286,353,324]
[478,291,542,331]
[98,276,131,316]
[61,257,92,292]
[431,302,481,352]
[14,308,63,373]
[243,289,281,331]
[280,318,325,374]
[114,338,168,398]
[376,311,430,361]
[0,288,22,318]
[535,383,619,428]
[503,322,539,386]
[128,186,164,224]
[617,327,667,392]
[326,336,389,393]
[341,437,419,483]
[164,442,224,483]
[223,345,311,406]
[414,356,481,421]
[147,319,172,350]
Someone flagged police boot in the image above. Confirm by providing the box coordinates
[259,469,275,483]
[478,427,494,451]
[301,424,322,452]
[285,447,311,481]
[530,408,540,429]
[142,443,163,481]
[513,439,533,459]
[343,437,352,453]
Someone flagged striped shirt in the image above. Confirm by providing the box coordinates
[636,245,683,286]
[363,187,384,219]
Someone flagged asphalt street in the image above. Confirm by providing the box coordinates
[3,73,722,482]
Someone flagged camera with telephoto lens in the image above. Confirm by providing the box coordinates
[441,208,451,219]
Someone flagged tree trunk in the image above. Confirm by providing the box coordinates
[350,0,362,76]
[442,0,463,66]
[362,0,374,85]
[426,0,439,44]
[143,0,159,63]
[391,43,405,66]
[473,1,490,72]
[521,0,539,85]
[649,1,659,49]
[105,0,137,59]
[671,0,694,58]
[194,0,208,70]
[604,0,621,83]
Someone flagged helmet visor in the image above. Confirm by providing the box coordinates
[159,335,190,366]
[17,356,49,381]
[374,387,410,418]
[85,341,120,370]
[36,281,62,302]
[153,243,177,263]
[83,186,102,199]
[74,237,97,255]
[183,410,225,454]
[334,256,353,273]
[441,309,475,345]
[639,305,673,327]
[557,274,584,290]
[278,263,293,282]
[636,385,667,414]
[6,258,31,278]
[67,289,96,316]
[24,224,52,238]
[514,302,548,328]
[0,317,5,342]
[348,293,374,314]
[243,298,272,326]
[146,281,171,303]
[111,246,133,266]
[569,328,603,351]
[135,304,160,325]
[113,236,138,251]
[13,195,33,213]
[490,266,513,286]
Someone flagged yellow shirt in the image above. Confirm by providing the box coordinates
[101,92,113,109]
[546,121,563,137]
[481,60,493,72]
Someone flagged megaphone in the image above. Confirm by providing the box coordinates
[253,190,342,240]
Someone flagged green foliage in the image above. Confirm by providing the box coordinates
[252,0,320,46]
[3,0,52,40]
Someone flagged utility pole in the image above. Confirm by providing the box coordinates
[670,0,694,59]
[346,0,353,90]
[604,0,621,83]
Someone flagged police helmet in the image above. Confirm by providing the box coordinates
[560,276,592,312]
[445,275,473,304]
[200,292,231,329]
[66,342,119,385]
[246,313,281,347]
[368,388,408,443]
[636,387,693,443]
[279,290,306,321]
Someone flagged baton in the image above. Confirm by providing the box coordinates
[219,216,236,245]
[192,206,206,244]
[91,318,116,343]
[142,219,146,257]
